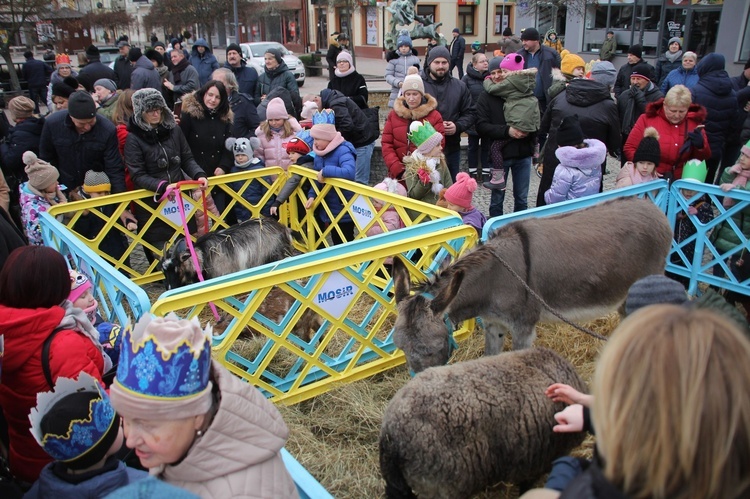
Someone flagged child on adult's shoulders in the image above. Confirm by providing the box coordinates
[437,172,487,235]
[616,127,660,188]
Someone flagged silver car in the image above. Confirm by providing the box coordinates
[240,42,306,87]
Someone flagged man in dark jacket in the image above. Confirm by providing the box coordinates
[22,51,52,114]
[617,63,663,164]
[113,40,133,90]
[211,68,260,140]
[79,45,118,85]
[39,91,126,194]
[129,48,162,91]
[316,88,379,184]
[613,44,654,98]
[449,28,466,79]
[421,45,475,180]
[224,43,258,97]
[461,52,490,180]
[476,56,535,217]
[517,27,561,118]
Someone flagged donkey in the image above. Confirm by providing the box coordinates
[161,216,295,290]
[392,197,673,373]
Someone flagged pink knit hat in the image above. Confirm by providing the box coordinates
[69,269,92,304]
[444,172,477,209]
[265,97,288,120]
[500,53,524,72]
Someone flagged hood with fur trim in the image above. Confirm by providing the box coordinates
[180,91,234,124]
[555,138,607,174]
[393,93,439,120]
[131,88,176,131]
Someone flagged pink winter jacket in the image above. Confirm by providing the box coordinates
[254,118,303,171]
[154,362,299,498]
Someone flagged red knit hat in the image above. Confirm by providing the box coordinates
[284,137,311,155]
[444,172,477,209]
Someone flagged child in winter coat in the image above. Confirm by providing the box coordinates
[544,115,606,205]
[385,32,421,108]
[482,54,540,191]
[25,373,147,499]
[19,151,67,245]
[69,269,122,366]
[254,97,302,172]
[544,27,564,54]
[615,127,661,188]
[270,130,316,217]
[440,172,487,235]
[403,120,453,207]
[366,177,407,239]
[226,137,273,220]
[305,110,356,245]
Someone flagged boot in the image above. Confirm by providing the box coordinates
[483,169,506,190]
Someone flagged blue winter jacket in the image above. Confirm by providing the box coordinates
[190,39,220,86]
[308,139,356,223]
[223,60,259,97]
[544,139,606,204]
[691,53,738,161]
[25,457,147,499]
[661,65,699,94]
[230,158,273,220]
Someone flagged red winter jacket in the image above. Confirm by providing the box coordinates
[0,305,105,483]
[624,99,710,180]
[382,94,445,182]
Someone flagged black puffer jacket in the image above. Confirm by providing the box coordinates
[178,91,234,175]
[39,111,126,193]
[229,92,260,139]
[475,90,535,161]
[0,116,45,182]
[537,78,621,206]
[254,62,301,116]
[328,71,368,109]
[692,53,739,161]
[461,64,486,135]
[320,88,379,148]
[421,71,475,153]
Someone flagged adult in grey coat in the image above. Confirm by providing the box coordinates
[129,49,162,91]
[164,49,200,101]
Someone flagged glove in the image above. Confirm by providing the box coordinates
[687,129,704,149]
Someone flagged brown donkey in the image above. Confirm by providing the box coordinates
[393,197,673,373]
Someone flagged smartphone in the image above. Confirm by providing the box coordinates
[173,100,182,118]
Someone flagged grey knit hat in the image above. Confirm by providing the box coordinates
[131,88,175,130]
[426,46,450,68]
[590,61,617,89]
[93,78,117,94]
[625,275,688,316]
[488,56,503,73]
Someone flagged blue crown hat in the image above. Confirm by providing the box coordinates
[312,109,336,126]
[29,372,118,465]
[110,313,213,419]
[295,129,314,150]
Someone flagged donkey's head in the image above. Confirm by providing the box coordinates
[160,237,195,290]
[392,256,464,374]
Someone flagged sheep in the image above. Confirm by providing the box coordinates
[379,347,586,498]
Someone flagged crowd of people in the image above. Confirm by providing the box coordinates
[0,29,750,497]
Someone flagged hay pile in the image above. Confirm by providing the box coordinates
[278,313,619,499]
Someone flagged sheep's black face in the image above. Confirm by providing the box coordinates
[394,296,452,374]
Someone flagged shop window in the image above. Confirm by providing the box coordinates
[282,11,300,45]
[584,3,608,30]
[742,9,750,61]
[609,5,635,29]
[494,5,512,36]
[458,5,475,35]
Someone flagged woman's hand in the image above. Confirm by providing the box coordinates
[553,404,585,433]
[198,177,209,190]
[214,167,225,176]
[546,383,593,407]
[508,127,528,140]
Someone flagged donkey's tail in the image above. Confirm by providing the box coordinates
[379,434,417,499]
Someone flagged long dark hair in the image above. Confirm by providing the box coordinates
[195,80,230,117]
[0,246,70,309]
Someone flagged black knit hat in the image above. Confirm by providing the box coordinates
[51,76,79,99]
[520,28,540,41]
[628,44,643,59]
[633,127,661,164]
[153,41,166,49]
[265,47,283,65]
[128,47,142,62]
[85,44,100,58]
[502,27,513,37]
[556,114,584,147]
[67,91,97,119]
[145,48,163,65]
[625,275,687,316]
[226,43,242,56]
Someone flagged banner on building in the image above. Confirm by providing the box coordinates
[366,7,378,45]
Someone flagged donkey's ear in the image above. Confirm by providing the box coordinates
[393,256,411,303]
[430,269,464,315]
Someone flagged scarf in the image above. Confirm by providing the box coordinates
[172,58,190,85]
[58,300,113,372]
[313,132,345,156]
[722,166,750,207]
[335,66,355,78]
[28,184,67,206]
[665,49,683,64]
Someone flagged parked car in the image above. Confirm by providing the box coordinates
[240,42,305,87]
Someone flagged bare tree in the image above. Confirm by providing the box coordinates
[0,0,49,91]
[518,0,587,19]
[145,0,237,51]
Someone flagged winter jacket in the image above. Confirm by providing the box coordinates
[229,91,261,139]
[46,68,79,110]
[500,36,522,55]
[385,51,422,107]
[326,40,343,79]
[190,39,220,86]
[25,458,147,499]
[230,158,273,220]
[320,88,379,148]
[113,55,133,90]
[328,70,368,109]
[461,64,487,106]
[615,162,659,188]
[475,90,536,161]
[655,51,683,88]
[614,60,654,98]
[712,166,750,253]
[272,154,315,209]
[130,55,162,91]
[224,60,259,97]
[366,193,406,238]
[0,305,105,483]
[97,92,120,122]
[403,153,453,206]
[171,62,200,99]
[518,45,561,106]
[544,139,606,204]
[381,94,445,181]
[254,119,302,170]
[599,37,617,62]
[308,136,356,223]
[691,53,739,161]
[450,35,466,63]
[460,207,486,236]
[624,99,710,179]
[0,116,45,183]
[543,39,564,55]
[19,182,65,245]
[39,111,126,193]
[79,59,117,87]
[482,68,540,133]
[179,91,234,175]
[617,82,663,137]
[661,65,699,94]
[422,71,475,153]
[154,361,299,499]
[537,78,620,206]
[255,62,301,116]
[22,57,51,88]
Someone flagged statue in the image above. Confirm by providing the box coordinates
[385,0,446,51]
